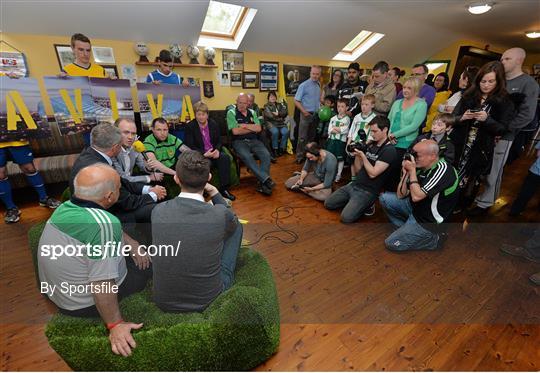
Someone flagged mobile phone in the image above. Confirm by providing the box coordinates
[469,108,482,113]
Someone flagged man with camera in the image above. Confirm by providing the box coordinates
[325,116,397,223]
[379,140,459,252]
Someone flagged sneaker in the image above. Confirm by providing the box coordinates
[39,197,61,209]
[256,182,272,196]
[466,205,488,217]
[529,272,540,286]
[4,208,21,224]
[500,243,540,264]
[364,204,375,216]
[334,174,341,183]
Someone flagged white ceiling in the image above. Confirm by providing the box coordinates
[2,0,539,66]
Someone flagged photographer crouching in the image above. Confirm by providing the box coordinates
[379,140,459,251]
[325,116,398,223]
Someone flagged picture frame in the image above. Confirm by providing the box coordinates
[218,71,230,86]
[230,72,242,87]
[54,44,75,70]
[92,46,115,64]
[222,50,244,71]
[102,65,119,79]
[283,64,311,96]
[242,72,259,89]
[259,61,279,91]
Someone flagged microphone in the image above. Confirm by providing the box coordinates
[133,140,149,161]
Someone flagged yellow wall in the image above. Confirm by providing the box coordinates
[2,32,381,115]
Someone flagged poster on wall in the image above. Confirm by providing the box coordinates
[136,82,201,131]
[0,52,29,77]
[283,64,311,96]
[54,44,75,70]
[0,77,51,142]
[259,61,278,91]
[43,76,97,136]
[89,78,135,125]
[222,51,244,71]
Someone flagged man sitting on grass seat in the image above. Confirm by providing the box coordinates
[38,164,152,357]
[151,150,243,312]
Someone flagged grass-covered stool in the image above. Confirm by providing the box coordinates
[28,223,280,371]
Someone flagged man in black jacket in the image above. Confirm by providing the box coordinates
[70,124,166,225]
[184,102,235,201]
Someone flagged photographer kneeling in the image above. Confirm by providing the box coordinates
[285,142,337,202]
[379,140,459,251]
[325,116,397,223]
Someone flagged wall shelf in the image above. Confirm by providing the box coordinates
[135,61,217,68]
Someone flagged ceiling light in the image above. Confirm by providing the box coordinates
[468,3,492,14]
[525,31,540,39]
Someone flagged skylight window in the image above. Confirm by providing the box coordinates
[198,1,257,50]
[333,30,385,62]
[201,1,245,37]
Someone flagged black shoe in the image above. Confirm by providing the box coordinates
[264,178,276,189]
[363,204,375,216]
[467,205,489,217]
[277,149,284,157]
[295,158,304,164]
[221,189,236,201]
[271,148,278,158]
[256,182,272,196]
[436,232,448,249]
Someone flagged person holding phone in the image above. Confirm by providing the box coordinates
[285,142,337,202]
[452,61,514,212]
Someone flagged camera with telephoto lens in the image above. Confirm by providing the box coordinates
[346,130,368,154]
[403,151,417,162]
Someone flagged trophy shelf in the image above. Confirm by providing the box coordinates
[135,61,217,68]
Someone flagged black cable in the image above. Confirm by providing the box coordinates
[248,205,313,246]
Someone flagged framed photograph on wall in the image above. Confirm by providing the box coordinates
[259,61,278,91]
[218,71,230,86]
[222,51,244,71]
[54,44,75,70]
[283,64,311,96]
[242,72,259,89]
[92,46,115,64]
[102,65,119,79]
[230,72,242,87]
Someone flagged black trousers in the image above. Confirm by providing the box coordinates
[211,152,231,189]
[58,255,152,318]
[510,171,540,215]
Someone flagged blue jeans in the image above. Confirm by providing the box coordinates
[324,183,377,223]
[269,126,289,150]
[232,139,271,183]
[379,192,439,251]
[221,223,243,290]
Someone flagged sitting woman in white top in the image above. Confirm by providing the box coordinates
[285,142,337,202]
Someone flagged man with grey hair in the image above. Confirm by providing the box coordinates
[379,140,459,252]
[39,163,151,357]
[469,47,539,216]
[112,118,163,184]
[70,124,166,223]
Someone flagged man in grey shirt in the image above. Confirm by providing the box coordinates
[151,150,242,312]
[469,47,539,216]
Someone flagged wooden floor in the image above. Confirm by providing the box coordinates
[1,149,539,371]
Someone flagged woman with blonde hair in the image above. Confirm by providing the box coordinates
[388,76,428,159]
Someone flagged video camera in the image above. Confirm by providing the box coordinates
[403,150,417,162]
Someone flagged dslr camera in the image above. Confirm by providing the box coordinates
[403,151,417,162]
[346,130,368,154]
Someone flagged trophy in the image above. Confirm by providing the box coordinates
[203,47,216,65]
[169,43,183,64]
[134,42,149,63]
[187,45,200,64]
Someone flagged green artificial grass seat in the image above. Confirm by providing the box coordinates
[28,223,280,371]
